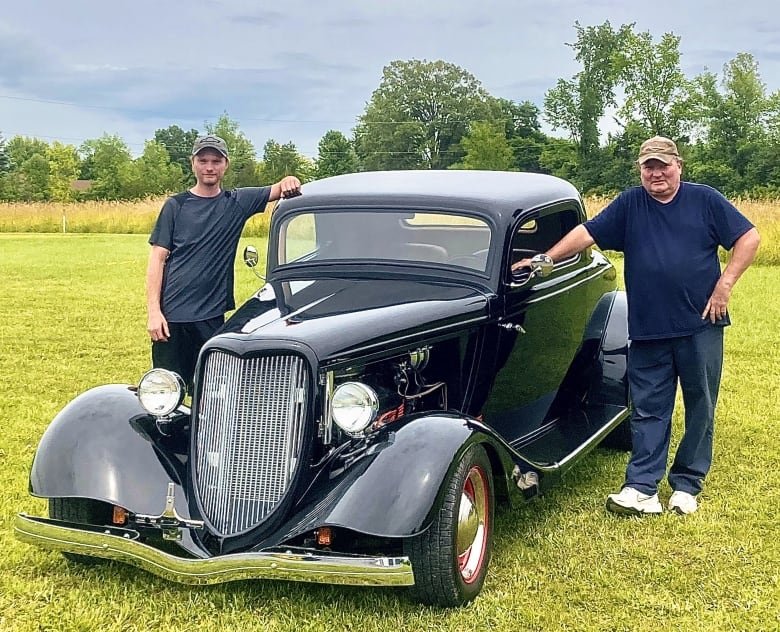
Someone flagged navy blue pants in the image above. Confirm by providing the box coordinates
[625,324,724,496]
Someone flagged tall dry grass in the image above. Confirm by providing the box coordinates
[0,197,274,237]
[1,195,776,264]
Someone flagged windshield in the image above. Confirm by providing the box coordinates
[276,210,492,272]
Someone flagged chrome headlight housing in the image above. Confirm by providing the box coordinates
[138,369,185,417]
[332,381,378,435]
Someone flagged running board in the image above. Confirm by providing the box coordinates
[512,404,630,475]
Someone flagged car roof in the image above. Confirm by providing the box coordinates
[280,170,583,223]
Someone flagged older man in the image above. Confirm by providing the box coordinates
[146,134,302,392]
[516,136,760,515]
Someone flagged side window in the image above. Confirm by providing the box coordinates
[510,207,581,268]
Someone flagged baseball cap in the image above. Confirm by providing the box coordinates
[192,135,229,158]
[637,136,680,165]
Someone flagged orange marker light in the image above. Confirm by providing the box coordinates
[316,527,333,546]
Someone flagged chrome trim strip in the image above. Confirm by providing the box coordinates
[528,406,631,473]
[14,514,414,587]
[524,264,613,304]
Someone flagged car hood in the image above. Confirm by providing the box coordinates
[216,276,491,361]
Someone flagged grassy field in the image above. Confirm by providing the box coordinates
[1,234,778,632]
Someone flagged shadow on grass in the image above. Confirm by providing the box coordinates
[44,446,629,614]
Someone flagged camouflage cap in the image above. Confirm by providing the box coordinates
[637,136,680,165]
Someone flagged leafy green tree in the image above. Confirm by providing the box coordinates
[6,136,49,170]
[80,135,133,199]
[154,125,199,183]
[544,21,634,159]
[538,138,579,182]
[489,98,548,171]
[2,137,50,200]
[684,53,774,193]
[120,141,184,198]
[258,139,314,184]
[18,154,51,201]
[46,142,81,202]
[355,59,494,170]
[0,131,9,173]
[451,122,515,171]
[617,31,695,138]
[315,130,359,179]
[205,113,258,188]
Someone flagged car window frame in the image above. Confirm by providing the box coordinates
[505,200,585,287]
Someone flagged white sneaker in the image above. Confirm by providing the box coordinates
[606,486,663,516]
[668,490,698,515]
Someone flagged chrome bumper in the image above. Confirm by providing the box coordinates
[14,514,414,587]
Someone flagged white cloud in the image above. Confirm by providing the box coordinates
[1,0,778,158]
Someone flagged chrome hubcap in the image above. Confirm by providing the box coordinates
[456,465,488,583]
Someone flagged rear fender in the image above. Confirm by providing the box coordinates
[29,385,189,517]
[551,290,629,412]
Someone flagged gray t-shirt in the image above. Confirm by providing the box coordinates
[149,187,271,322]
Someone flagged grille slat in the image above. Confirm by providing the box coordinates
[195,352,309,536]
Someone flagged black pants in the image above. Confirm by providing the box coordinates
[151,316,224,394]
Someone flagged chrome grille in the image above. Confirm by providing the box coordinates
[194,351,309,536]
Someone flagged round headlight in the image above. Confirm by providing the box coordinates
[332,382,379,435]
[138,369,185,416]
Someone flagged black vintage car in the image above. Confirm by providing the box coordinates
[16,170,631,606]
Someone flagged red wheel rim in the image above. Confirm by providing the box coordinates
[456,465,489,584]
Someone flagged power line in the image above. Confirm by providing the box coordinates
[0,94,529,126]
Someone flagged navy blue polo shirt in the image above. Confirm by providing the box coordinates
[149,187,271,322]
[584,182,754,340]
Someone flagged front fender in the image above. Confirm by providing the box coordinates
[29,385,187,516]
[275,413,511,542]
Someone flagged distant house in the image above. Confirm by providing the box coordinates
[70,179,93,192]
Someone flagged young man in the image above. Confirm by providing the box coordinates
[514,136,760,515]
[146,134,301,392]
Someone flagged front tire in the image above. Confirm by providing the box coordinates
[404,444,494,606]
[49,498,113,564]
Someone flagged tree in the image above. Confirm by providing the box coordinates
[80,135,133,199]
[120,141,184,198]
[258,139,314,184]
[154,125,199,182]
[205,113,258,188]
[315,130,358,179]
[617,31,694,139]
[538,138,579,182]
[3,137,50,200]
[46,142,81,202]
[0,131,9,174]
[544,21,634,158]
[6,136,49,170]
[489,98,548,172]
[685,53,774,193]
[354,59,494,170]
[451,122,515,171]
[18,154,51,201]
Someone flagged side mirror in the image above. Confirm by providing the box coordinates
[243,245,259,268]
[511,253,554,282]
[529,253,554,278]
[242,245,265,281]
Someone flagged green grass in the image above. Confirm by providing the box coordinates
[1,234,778,632]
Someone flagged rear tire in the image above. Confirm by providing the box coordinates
[49,498,113,565]
[404,444,494,606]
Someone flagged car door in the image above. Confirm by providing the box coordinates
[477,202,592,445]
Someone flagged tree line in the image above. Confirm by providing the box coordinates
[2,21,779,202]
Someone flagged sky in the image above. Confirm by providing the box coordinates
[2,0,779,159]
